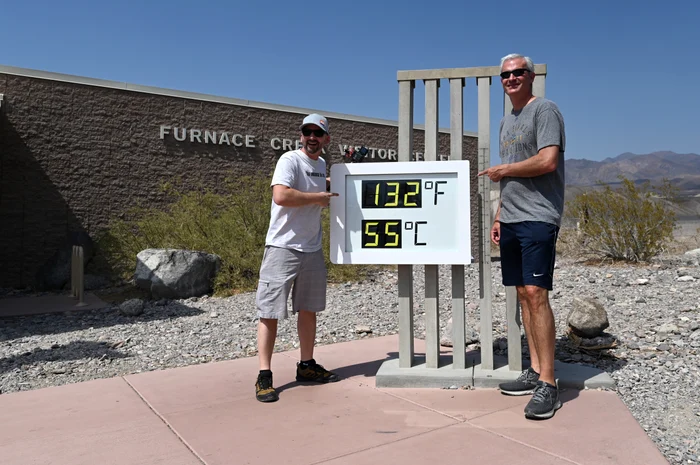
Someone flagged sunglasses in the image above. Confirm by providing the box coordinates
[302,128,326,137]
[500,68,530,79]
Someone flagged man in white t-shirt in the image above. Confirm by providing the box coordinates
[254,113,340,403]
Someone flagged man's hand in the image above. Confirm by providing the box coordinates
[316,192,339,207]
[490,221,501,245]
[478,164,509,182]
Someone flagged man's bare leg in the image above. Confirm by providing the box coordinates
[297,310,316,361]
[517,286,541,375]
[295,310,339,383]
[258,318,278,370]
[518,285,556,385]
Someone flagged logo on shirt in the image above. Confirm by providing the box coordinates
[306,171,325,178]
[501,124,535,163]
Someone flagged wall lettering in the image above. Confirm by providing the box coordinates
[159,125,453,160]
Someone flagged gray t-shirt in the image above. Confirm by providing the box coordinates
[499,97,566,226]
[265,150,327,252]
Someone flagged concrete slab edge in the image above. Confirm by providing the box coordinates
[375,358,616,390]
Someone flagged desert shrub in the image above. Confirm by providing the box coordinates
[96,175,378,295]
[564,176,678,262]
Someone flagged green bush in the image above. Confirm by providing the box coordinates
[96,175,378,296]
[565,176,678,262]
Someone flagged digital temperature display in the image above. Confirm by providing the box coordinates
[361,180,421,209]
[330,160,471,265]
[362,219,402,248]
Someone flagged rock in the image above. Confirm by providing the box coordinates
[567,297,610,338]
[355,325,372,334]
[134,249,221,299]
[465,329,480,345]
[636,279,650,285]
[119,299,144,317]
[677,276,695,282]
[684,248,700,256]
[440,317,454,346]
[440,317,479,347]
[657,323,679,336]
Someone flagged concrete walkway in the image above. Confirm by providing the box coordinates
[0,335,668,465]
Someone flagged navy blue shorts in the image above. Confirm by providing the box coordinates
[499,221,559,290]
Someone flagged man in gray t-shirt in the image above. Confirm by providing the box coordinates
[478,53,566,420]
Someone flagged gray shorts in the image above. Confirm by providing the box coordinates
[255,246,327,320]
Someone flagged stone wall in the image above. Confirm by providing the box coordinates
[0,71,478,289]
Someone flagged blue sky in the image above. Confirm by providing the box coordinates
[2,0,697,164]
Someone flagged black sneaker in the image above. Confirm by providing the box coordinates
[255,372,279,403]
[498,367,540,396]
[296,360,340,383]
[524,380,562,420]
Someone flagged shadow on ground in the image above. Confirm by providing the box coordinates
[0,340,130,375]
[0,300,204,341]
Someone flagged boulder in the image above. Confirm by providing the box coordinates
[135,249,221,300]
[685,248,700,256]
[567,297,610,338]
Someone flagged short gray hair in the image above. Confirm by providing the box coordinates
[500,54,534,72]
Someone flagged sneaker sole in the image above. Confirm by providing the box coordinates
[296,376,340,383]
[499,388,535,396]
[524,400,562,419]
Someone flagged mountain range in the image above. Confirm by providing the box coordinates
[566,151,700,192]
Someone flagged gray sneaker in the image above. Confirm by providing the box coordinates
[498,367,539,396]
[524,380,562,420]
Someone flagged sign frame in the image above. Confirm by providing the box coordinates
[329,160,471,265]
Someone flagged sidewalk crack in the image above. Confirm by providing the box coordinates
[121,377,209,465]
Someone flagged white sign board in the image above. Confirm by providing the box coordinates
[329,160,471,265]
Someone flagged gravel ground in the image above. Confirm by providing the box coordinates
[1,254,699,464]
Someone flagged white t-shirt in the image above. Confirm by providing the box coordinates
[265,150,327,252]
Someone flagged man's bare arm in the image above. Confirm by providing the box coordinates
[272,185,338,207]
[477,145,559,182]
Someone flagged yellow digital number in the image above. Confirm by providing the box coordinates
[404,181,420,207]
[385,182,399,207]
[385,221,400,247]
[374,183,380,206]
[364,221,379,247]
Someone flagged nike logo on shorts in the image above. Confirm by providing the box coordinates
[533,273,544,277]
